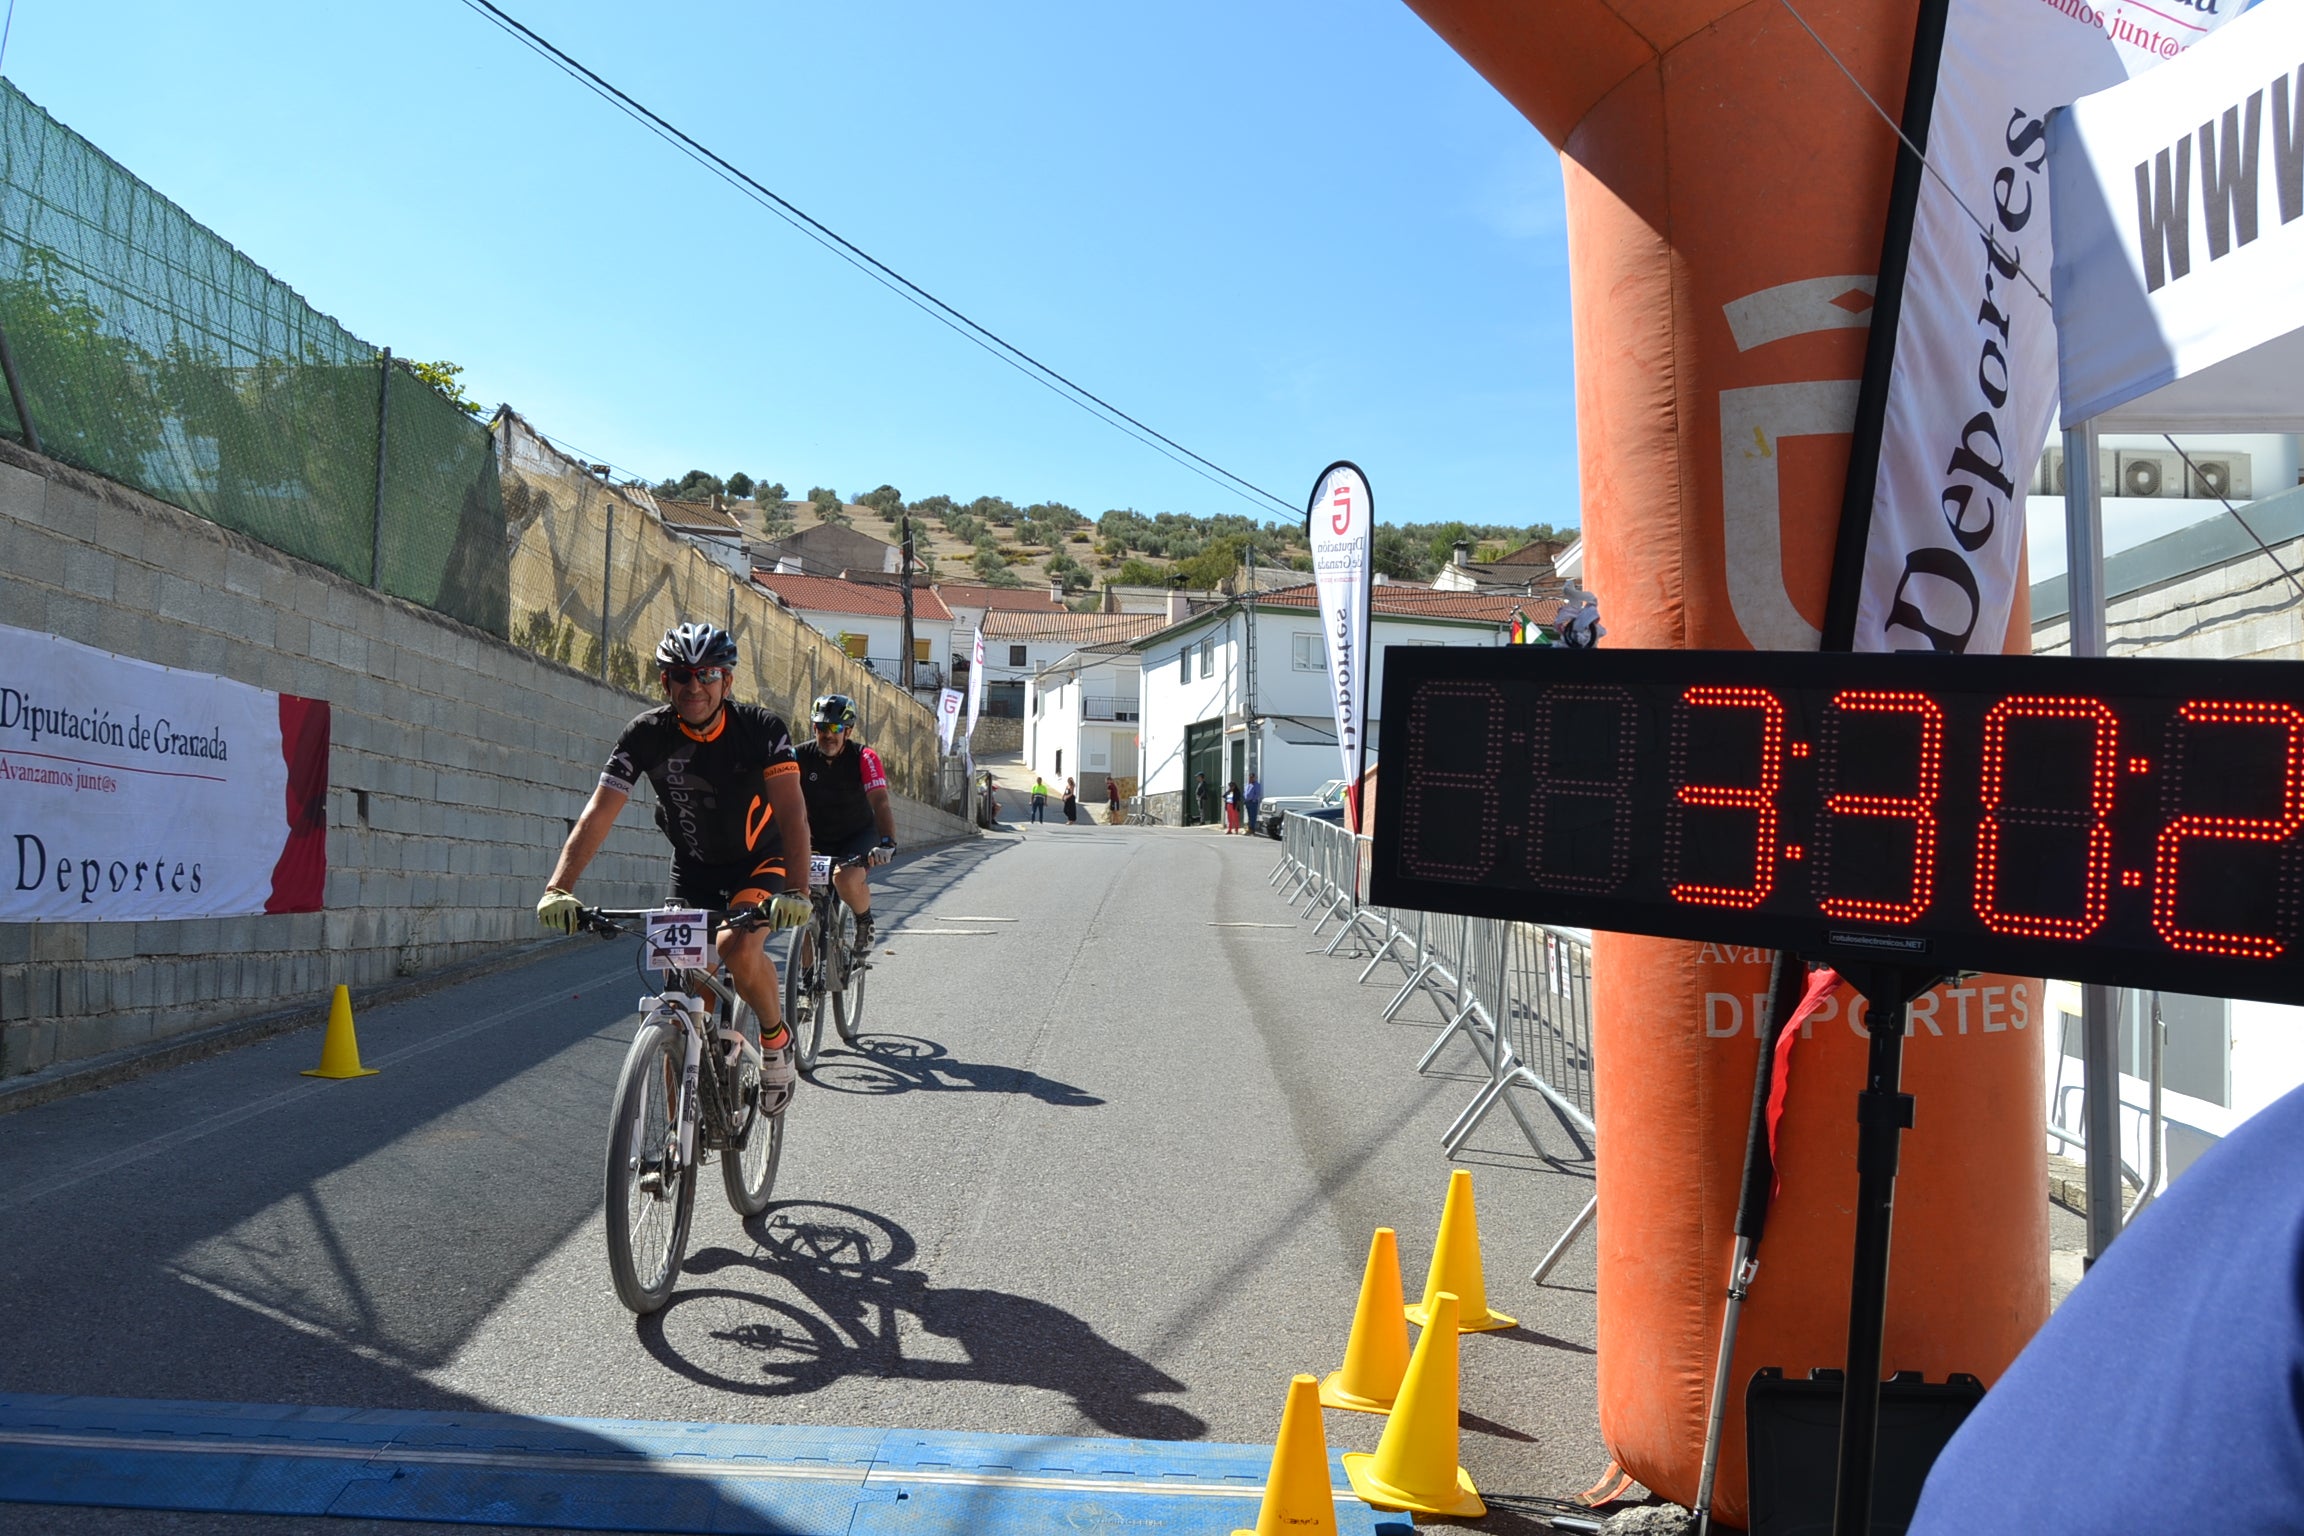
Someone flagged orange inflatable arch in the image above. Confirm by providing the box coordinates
[1397,2,2048,1524]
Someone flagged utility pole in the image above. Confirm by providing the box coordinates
[899,515,916,697]
[1243,541,1259,781]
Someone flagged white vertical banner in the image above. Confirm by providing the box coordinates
[1305,462,1373,819]
[1845,0,2247,654]
[936,687,963,753]
[963,627,986,742]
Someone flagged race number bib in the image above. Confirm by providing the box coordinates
[644,908,710,969]
[810,855,833,882]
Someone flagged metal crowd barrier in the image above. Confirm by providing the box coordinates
[1268,814,1600,1281]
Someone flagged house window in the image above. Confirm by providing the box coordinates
[914,638,931,661]
[1055,749,1063,776]
[1179,650,1190,683]
[1009,644,1028,666]
[1198,638,1213,678]
[1292,632,1324,671]
[842,634,869,659]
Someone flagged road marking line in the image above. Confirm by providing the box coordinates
[924,914,1017,922]
[0,1426,1371,1502]
[1207,922,1296,928]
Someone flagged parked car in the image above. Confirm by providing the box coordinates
[1260,778,1349,839]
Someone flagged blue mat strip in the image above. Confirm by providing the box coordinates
[0,1394,1411,1535]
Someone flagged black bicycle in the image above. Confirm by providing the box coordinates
[787,853,876,1072]
[582,903,789,1314]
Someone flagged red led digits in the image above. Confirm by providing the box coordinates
[1524,684,1638,892]
[1813,690,1943,924]
[1398,681,1506,882]
[2151,700,2304,958]
[1664,685,1785,910]
[1974,696,2120,940]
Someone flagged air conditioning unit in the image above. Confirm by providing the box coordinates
[2186,453,2251,501]
[2030,447,2116,497]
[2115,450,2183,499]
[2033,448,2062,496]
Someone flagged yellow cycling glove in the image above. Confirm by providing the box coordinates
[536,887,582,934]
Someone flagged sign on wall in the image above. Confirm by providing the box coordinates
[0,623,329,920]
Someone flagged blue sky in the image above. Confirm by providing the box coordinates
[3,0,1576,531]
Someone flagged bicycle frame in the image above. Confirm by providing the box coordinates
[592,909,770,1166]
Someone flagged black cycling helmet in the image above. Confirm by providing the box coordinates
[655,622,737,671]
[810,693,858,731]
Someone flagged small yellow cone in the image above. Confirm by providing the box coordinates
[1231,1374,1340,1536]
[302,985,378,1079]
[1343,1291,1485,1518]
[1405,1168,1515,1332]
[1321,1228,1411,1414]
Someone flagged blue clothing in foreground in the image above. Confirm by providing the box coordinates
[1910,1079,2304,1534]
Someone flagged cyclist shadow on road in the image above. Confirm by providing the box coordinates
[805,1034,1102,1107]
[645,1201,1202,1441]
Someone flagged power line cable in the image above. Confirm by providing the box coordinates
[454,0,1299,519]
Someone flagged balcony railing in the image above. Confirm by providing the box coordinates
[1082,696,1140,722]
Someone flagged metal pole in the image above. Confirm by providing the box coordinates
[1830,967,1932,1536]
[2063,420,2125,1262]
[0,318,41,455]
[371,349,392,589]
[1695,953,1810,1535]
[900,515,916,695]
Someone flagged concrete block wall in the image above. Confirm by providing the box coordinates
[0,443,968,1081]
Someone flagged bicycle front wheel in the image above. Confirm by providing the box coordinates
[832,904,867,1043]
[784,919,826,1073]
[721,997,786,1217]
[604,1016,696,1315]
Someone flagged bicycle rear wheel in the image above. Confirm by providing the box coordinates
[831,905,867,1043]
[784,920,826,1073]
[721,998,786,1216]
[604,1016,696,1315]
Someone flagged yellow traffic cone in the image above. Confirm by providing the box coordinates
[1231,1374,1339,1536]
[302,985,378,1079]
[1320,1228,1411,1413]
[1406,1168,1516,1332]
[1343,1291,1485,1518]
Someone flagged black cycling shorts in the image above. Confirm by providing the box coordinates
[669,852,787,912]
[816,825,884,866]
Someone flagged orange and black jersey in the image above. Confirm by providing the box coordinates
[600,703,800,867]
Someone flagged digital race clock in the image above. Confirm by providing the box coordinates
[1368,646,2304,1005]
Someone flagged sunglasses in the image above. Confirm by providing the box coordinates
[814,722,847,734]
[661,665,730,686]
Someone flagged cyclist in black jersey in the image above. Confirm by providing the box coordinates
[794,693,898,950]
[536,622,814,1110]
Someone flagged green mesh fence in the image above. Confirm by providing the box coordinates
[0,79,506,635]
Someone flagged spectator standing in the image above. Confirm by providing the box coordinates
[1194,771,1216,827]
[1243,774,1262,837]
[974,771,1000,829]
[1062,777,1079,825]
[1030,776,1050,824]
[1107,778,1123,824]
[1223,780,1242,834]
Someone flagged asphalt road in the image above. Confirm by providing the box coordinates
[0,817,1607,1533]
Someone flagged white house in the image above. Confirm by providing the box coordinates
[750,572,955,695]
[1024,644,1143,802]
[976,610,1166,722]
[1132,586,1554,825]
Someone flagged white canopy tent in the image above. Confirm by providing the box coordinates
[2046,0,2304,1257]
[2050,1,2304,435]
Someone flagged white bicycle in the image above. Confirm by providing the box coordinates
[581,902,788,1315]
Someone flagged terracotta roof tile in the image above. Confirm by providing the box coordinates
[934,582,1071,612]
[751,572,954,621]
[979,610,1169,644]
